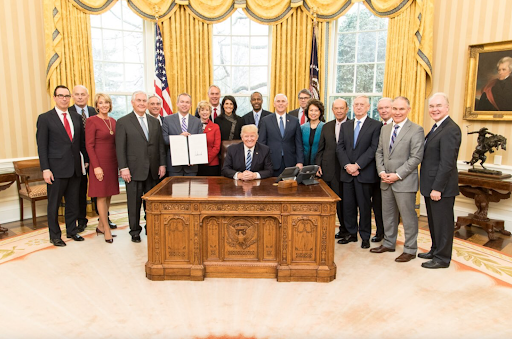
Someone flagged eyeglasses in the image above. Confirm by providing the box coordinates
[55,94,71,99]
[298,97,310,100]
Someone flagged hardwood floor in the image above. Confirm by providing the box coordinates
[2,204,512,255]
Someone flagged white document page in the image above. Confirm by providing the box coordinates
[188,133,208,165]
[169,135,190,166]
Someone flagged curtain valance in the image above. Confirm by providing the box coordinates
[70,0,415,23]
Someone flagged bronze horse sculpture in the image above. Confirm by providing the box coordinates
[465,127,507,169]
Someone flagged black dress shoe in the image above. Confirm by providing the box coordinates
[108,218,117,229]
[418,252,434,259]
[335,232,342,239]
[338,235,357,244]
[77,223,87,233]
[145,225,147,235]
[132,235,141,243]
[421,260,450,269]
[371,235,384,242]
[50,238,66,247]
[361,239,370,249]
[66,234,85,241]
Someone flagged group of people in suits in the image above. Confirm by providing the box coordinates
[37,83,461,269]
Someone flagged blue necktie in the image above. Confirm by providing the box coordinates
[425,123,437,143]
[389,124,400,152]
[181,116,187,133]
[246,150,252,171]
[279,116,285,138]
[353,120,361,149]
[254,113,259,126]
[139,116,149,140]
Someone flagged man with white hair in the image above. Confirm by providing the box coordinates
[418,92,461,269]
[259,93,304,176]
[222,124,273,180]
[115,91,167,243]
[148,94,164,125]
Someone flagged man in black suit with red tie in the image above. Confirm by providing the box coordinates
[419,92,461,269]
[36,85,87,246]
[221,124,273,180]
[316,98,350,240]
[336,95,381,249]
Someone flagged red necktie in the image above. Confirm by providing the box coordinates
[300,110,305,125]
[213,108,217,120]
[62,113,72,141]
[384,122,387,125]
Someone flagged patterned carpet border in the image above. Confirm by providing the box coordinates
[2,214,512,286]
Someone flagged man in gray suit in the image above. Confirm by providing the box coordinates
[371,96,424,262]
[162,93,202,176]
[116,91,167,243]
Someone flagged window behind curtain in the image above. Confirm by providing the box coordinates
[329,3,388,120]
[90,0,146,120]
[213,9,271,116]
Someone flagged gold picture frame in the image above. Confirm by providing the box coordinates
[463,40,512,121]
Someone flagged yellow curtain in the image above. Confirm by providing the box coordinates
[160,6,213,112]
[269,6,325,112]
[383,0,433,125]
[44,0,95,104]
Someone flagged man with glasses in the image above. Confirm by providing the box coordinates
[289,89,311,125]
[36,85,87,247]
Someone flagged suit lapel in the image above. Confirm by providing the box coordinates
[50,110,72,143]
[425,117,448,147]
[389,120,411,156]
[270,115,282,139]
[346,120,355,149]
[70,112,81,143]
[129,112,149,141]
[283,114,293,139]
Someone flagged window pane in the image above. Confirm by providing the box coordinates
[375,63,385,93]
[101,5,122,30]
[102,29,123,62]
[355,64,375,93]
[213,36,231,65]
[124,31,144,63]
[358,6,379,31]
[250,20,268,36]
[121,1,143,31]
[233,96,251,116]
[337,34,356,63]
[249,66,267,92]
[103,62,124,92]
[91,28,102,60]
[94,62,104,91]
[336,65,354,93]
[110,95,129,120]
[377,31,387,62]
[90,14,101,28]
[250,37,268,66]
[231,11,249,36]
[232,66,249,93]
[232,37,249,65]
[214,65,232,93]
[213,18,231,35]
[124,63,144,92]
[338,6,357,32]
[356,31,377,63]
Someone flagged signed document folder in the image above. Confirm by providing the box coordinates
[169,134,208,166]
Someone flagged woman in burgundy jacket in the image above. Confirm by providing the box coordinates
[197,100,221,176]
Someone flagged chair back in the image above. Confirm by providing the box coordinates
[219,140,241,169]
[13,159,44,193]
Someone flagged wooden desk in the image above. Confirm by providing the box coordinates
[455,172,512,240]
[143,177,340,282]
[0,172,17,233]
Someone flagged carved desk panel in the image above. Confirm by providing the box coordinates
[143,177,340,282]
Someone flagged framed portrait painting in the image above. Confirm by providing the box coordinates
[463,40,512,121]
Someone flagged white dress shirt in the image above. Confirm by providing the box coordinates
[233,144,261,180]
[55,107,74,138]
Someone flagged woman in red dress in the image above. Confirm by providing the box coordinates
[85,93,119,243]
[197,100,222,176]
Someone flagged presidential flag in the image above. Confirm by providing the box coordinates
[309,24,320,100]
[155,23,173,115]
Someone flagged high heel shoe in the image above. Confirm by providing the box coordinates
[96,227,117,237]
[105,238,114,244]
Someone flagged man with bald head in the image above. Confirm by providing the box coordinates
[259,94,304,176]
[371,96,424,262]
[419,92,461,269]
[316,98,350,239]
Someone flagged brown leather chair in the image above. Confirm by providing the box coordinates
[219,140,241,169]
[13,159,47,229]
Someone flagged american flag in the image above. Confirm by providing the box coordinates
[309,24,320,100]
[155,23,173,115]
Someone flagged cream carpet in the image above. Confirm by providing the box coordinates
[1,212,512,339]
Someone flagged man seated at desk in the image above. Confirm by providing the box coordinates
[221,124,273,180]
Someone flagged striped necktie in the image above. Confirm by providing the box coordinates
[181,116,187,133]
[81,108,87,127]
[246,149,252,171]
[389,124,400,152]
